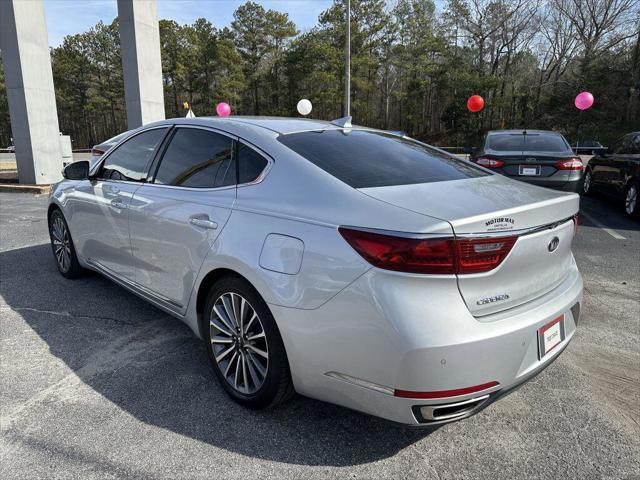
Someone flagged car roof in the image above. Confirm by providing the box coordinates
[146,116,346,135]
[486,129,563,136]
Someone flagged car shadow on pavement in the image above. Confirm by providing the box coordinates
[1,244,435,467]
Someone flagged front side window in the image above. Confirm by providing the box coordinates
[238,143,269,184]
[278,130,486,189]
[100,128,167,181]
[154,128,235,188]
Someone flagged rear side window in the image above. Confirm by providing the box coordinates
[100,128,167,181]
[277,130,486,188]
[631,134,640,154]
[238,143,269,184]
[618,133,640,154]
[154,128,235,188]
[487,133,570,152]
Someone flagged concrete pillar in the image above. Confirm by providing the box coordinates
[117,0,165,129]
[0,0,62,185]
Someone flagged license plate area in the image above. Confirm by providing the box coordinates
[538,315,565,359]
[519,165,541,176]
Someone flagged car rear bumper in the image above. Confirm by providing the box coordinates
[500,170,583,192]
[271,258,583,425]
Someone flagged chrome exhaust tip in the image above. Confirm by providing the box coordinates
[414,394,491,423]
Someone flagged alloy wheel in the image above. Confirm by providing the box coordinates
[209,292,268,394]
[626,185,637,215]
[51,216,71,272]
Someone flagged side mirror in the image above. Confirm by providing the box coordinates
[63,160,89,180]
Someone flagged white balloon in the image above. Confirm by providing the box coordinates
[297,99,312,116]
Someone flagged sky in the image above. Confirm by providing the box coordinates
[44,0,334,47]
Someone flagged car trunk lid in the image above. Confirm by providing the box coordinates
[359,175,579,316]
[487,150,576,178]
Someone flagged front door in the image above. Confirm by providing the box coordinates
[70,127,168,281]
[128,126,237,313]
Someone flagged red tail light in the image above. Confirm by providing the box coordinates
[455,236,518,274]
[339,227,517,275]
[475,156,505,168]
[91,148,105,156]
[338,228,455,274]
[555,158,583,170]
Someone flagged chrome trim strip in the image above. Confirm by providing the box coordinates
[324,371,395,396]
[338,225,453,240]
[139,182,237,193]
[87,259,183,309]
[339,215,576,241]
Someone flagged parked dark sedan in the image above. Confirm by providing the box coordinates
[583,131,639,218]
[573,139,606,156]
[470,130,583,192]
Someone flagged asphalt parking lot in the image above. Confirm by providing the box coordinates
[1,191,638,479]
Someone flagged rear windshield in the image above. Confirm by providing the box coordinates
[487,133,570,152]
[576,140,601,147]
[278,130,487,188]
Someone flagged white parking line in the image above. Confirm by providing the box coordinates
[580,211,627,240]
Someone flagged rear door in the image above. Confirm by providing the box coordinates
[593,136,627,193]
[70,127,168,281]
[610,134,639,194]
[128,126,237,314]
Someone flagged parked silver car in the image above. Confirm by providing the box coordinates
[48,117,583,425]
[90,130,132,167]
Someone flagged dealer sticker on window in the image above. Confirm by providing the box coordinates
[538,315,565,359]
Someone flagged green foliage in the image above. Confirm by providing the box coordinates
[0,0,637,149]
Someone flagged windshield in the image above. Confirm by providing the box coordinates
[487,133,570,152]
[278,130,487,189]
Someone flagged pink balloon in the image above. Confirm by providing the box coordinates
[216,102,231,116]
[574,92,594,111]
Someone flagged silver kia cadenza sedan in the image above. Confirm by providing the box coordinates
[48,117,582,425]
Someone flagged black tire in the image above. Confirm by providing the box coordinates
[48,208,84,279]
[204,275,294,409]
[582,168,594,196]
[624,181,639,218]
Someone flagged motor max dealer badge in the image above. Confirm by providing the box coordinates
[485,217,515,231]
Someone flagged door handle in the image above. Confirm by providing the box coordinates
[189,215,218,230]
[110,200,128,210]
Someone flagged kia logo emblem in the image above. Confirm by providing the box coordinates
[548,237,560,252]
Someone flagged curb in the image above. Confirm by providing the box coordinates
[0,183,51,195]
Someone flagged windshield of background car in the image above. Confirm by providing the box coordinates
[487,133,571,152]
[277,130,488,188]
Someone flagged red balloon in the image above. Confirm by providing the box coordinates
[467,95,485,113]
